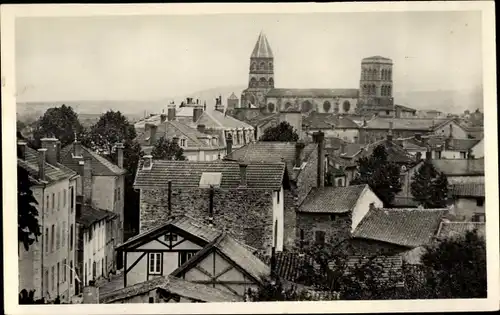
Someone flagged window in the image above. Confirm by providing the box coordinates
[62,259,67,282]
[44,269,49,294]
[315,231,326,245]
[51,225,55,252]
[179,251,196,266]
[164,233,178,242]
[102,258,104,276]
[148,253,162,274]
[472,213,485,222]
[460,151,467,159]
[117,187,120,201]
[62,221,66,247]
[56,224,60,250]
[51,266,55,291]
[57,262,60,285]
[70,224,74,251]
[149,297,154,303]
[89,226,93,241]
[84,263,87,285]
[180,138,187,147]
[300,229,304,241]
[52,193,55,212]
[57,191,61,211]
[70,261,73,285]
[267,103,275,112]
[70,187,74,212]
[63,189,67,207]
[323,101,331,112]
[477,198,485,207]
[436,151,442,159]
[330,214,336,221]
[46,196,50,212]
[45,227,49,253]
[276,190,280,204]
[342,100,351,112]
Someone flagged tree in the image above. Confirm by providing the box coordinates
[421,230,486,298]
[32,105,83,148]
[151,136,186,160]
[410,161,449,208]
[86,110,137,153]
[247,277,316,301]
[350,145,402,206]
[18,165,41,251]
[17,120,26,133]
[260,121,299,142]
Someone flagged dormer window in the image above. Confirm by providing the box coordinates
[180,138,187,147]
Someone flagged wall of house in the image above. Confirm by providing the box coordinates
[272,187,284,251]
[125,252,147,286]
[295,146,319,205]
[92,176,116,212]
[451,197,485,221]
[447,175,484,185]
[351,188,384,231]
[19,177,77,302]
[283,189,297,250]
[324,128,360,143]
[396,162,423,200]
[433,121,468,139]
[83,220,107,286]
[359,129,429,144]
[296,212,351,248]
[140,188,274,254]
[441,150,468,159]
[471,138,484,158]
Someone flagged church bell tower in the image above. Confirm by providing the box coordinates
[241,32,274,109]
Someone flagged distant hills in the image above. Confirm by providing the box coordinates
[17,85,483,123]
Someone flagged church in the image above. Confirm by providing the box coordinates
[240,32,397,117]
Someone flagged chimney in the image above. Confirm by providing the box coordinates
[449,124,453,138]
[37,148,47,181]
[226,133,233,156]
[313,131,325,188]
[197,124,206,134]
[295,141,305,168]
[160,113,167,123]
[17,141,27,160]
[82,158,93,204]
[340,143,346,155]
[41,138,58,165]
[208,186,214,226]
[147,124,157,146]
[425,147,432,161]
[167,105,176,121]
[74,140,83,157]
[238,162,248,187]
[193,106,203,123]
[369,202,376,211]
[116,143,124,169]
[143,155,153,170]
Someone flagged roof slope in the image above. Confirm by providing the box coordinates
[436,222,486,240]
[76,204,116,228]
[450,183,485,197]
[251,32,273,58]
[431,159,484,176]
[364,117,450,131]
[360,139,414,163]
[304,113,359,130]
[353,208,448,247]
[299,185,368,214]
[134,160,285,190]
[266,88,359,98]
[18,146,77,183]
[99,275,242,303]
[195,110,254,130]
[61,143,126,176]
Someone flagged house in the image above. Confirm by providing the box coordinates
[17,138,79,302]
[135,106,225,161]
[421,109,446,119]
[448,183,485,222]
[76,203,116,287]
[394,104,417,118]
[435,221,486,240]
[396,134,480,160]
[170,232,270,298]
[347,207,449,264]
[61,140,127,269]
[470,137,484,158]
[98,275,242,304]
[303,112,360,143]
[297,185,383,248]
[431,158,484,184]
[134,157,288,254]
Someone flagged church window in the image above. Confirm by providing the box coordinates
[373,69,378,79]
[284,102,293,110]
[269,62,273,70]
[251,62,257,71]
[343,100,351,113]
[372,85,376,95]
[259,77,267,87]
[323,101,331,112]
[249,77,257,88]
[363,85,368,94]
[268,78,274,87]
[388,70,392,80]
[301,100,313,113]
[259,62,266,70]
[267,103,275,113]
[381,86,386,96]
[387,86,392,96]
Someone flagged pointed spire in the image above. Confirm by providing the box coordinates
[251,31,273,58]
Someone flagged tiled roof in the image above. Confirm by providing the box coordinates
[228,92,239,100]
[266,88,359,98]
[251,32,273,58]
[171,233,270,284]
[18,146,77,184]
[61,143,126,176]
[303,113,360,130]
[402,136,481,152]
[76,204,115,228]
[224,141,317,181]
[364,117,450,131]
[336,255,404,286]
[353,208,448,247]
[362,56,392,62]
[450,183,485,197]
[134,160,285,190]
[259,251,317,283]
[117,214,220,250]
[436,222,486,240]
[99,275,242,303]
[195,110,254,130]
[360,139,414,163]
[395,104,417,112]
[299,185,368,214]
[338,143,365,158]
[431,159,484,176]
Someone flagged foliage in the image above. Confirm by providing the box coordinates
[260,121,299,142]
[350,145,402,206]
[247,277,322,301]
[151,136,186,161]
[410,161,449,208]
[85,110,137,153]
[421,229,486,298]
[17,120,26,133]
[18,166,41,251]
[32,105,83,148]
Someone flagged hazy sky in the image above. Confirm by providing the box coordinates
[16,11,483,102]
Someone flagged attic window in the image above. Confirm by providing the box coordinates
[199,172,222,188]
[293,162,307,170]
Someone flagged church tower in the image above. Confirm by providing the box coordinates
[358,56,394,114]
[241,32,274,109]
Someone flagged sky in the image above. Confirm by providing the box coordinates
[15,11,483,102]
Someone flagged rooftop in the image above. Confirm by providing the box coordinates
[195,109,254,130]
[449,183,485,198]
[431,159,484,176]
[353,208,449,248]
[18,146,78,184]
[363,117,451,131]
[61,143,127,176]
[76,204,116,228]
[134,160,285,190]
[436,221,486,240]
[266,88,359,99]
[299,185,369,214]
[251,31,273,58]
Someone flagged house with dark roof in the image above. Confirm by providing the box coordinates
[436,221,485,240]
[303,112,360,143]
[448,183,485,222]
[17,138,79,303]
[431,158,484,185]
[394,104,417,118]
[60,140,127,272]
[346,207,449,264]
[297,185,383,248]
[397,134,480,160]
[134,157,289,254]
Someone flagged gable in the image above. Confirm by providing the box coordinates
[183,251,250,284]
[135,232,204,251]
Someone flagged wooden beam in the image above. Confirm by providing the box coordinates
[214,265,234,280]
[125,252,147,274]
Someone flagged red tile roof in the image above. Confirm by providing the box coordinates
[299,185,369,214]
[134,160,285,190]
[450,183,485,197]
[353,208,448,247]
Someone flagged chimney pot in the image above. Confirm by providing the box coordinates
[167,105,176,121]
[197,124,206,134]
[295,141,305,168]
[226,133,233,156]
[41,137,59,165]
[239,162,248,187]
[116,143,124,169]
[17,141,27,160]
[37,148,47,181]
[143,155,153,170]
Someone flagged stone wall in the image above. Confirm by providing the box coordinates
[296,212,352,249]
[139,187,275,253]
[296,145,319,205]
